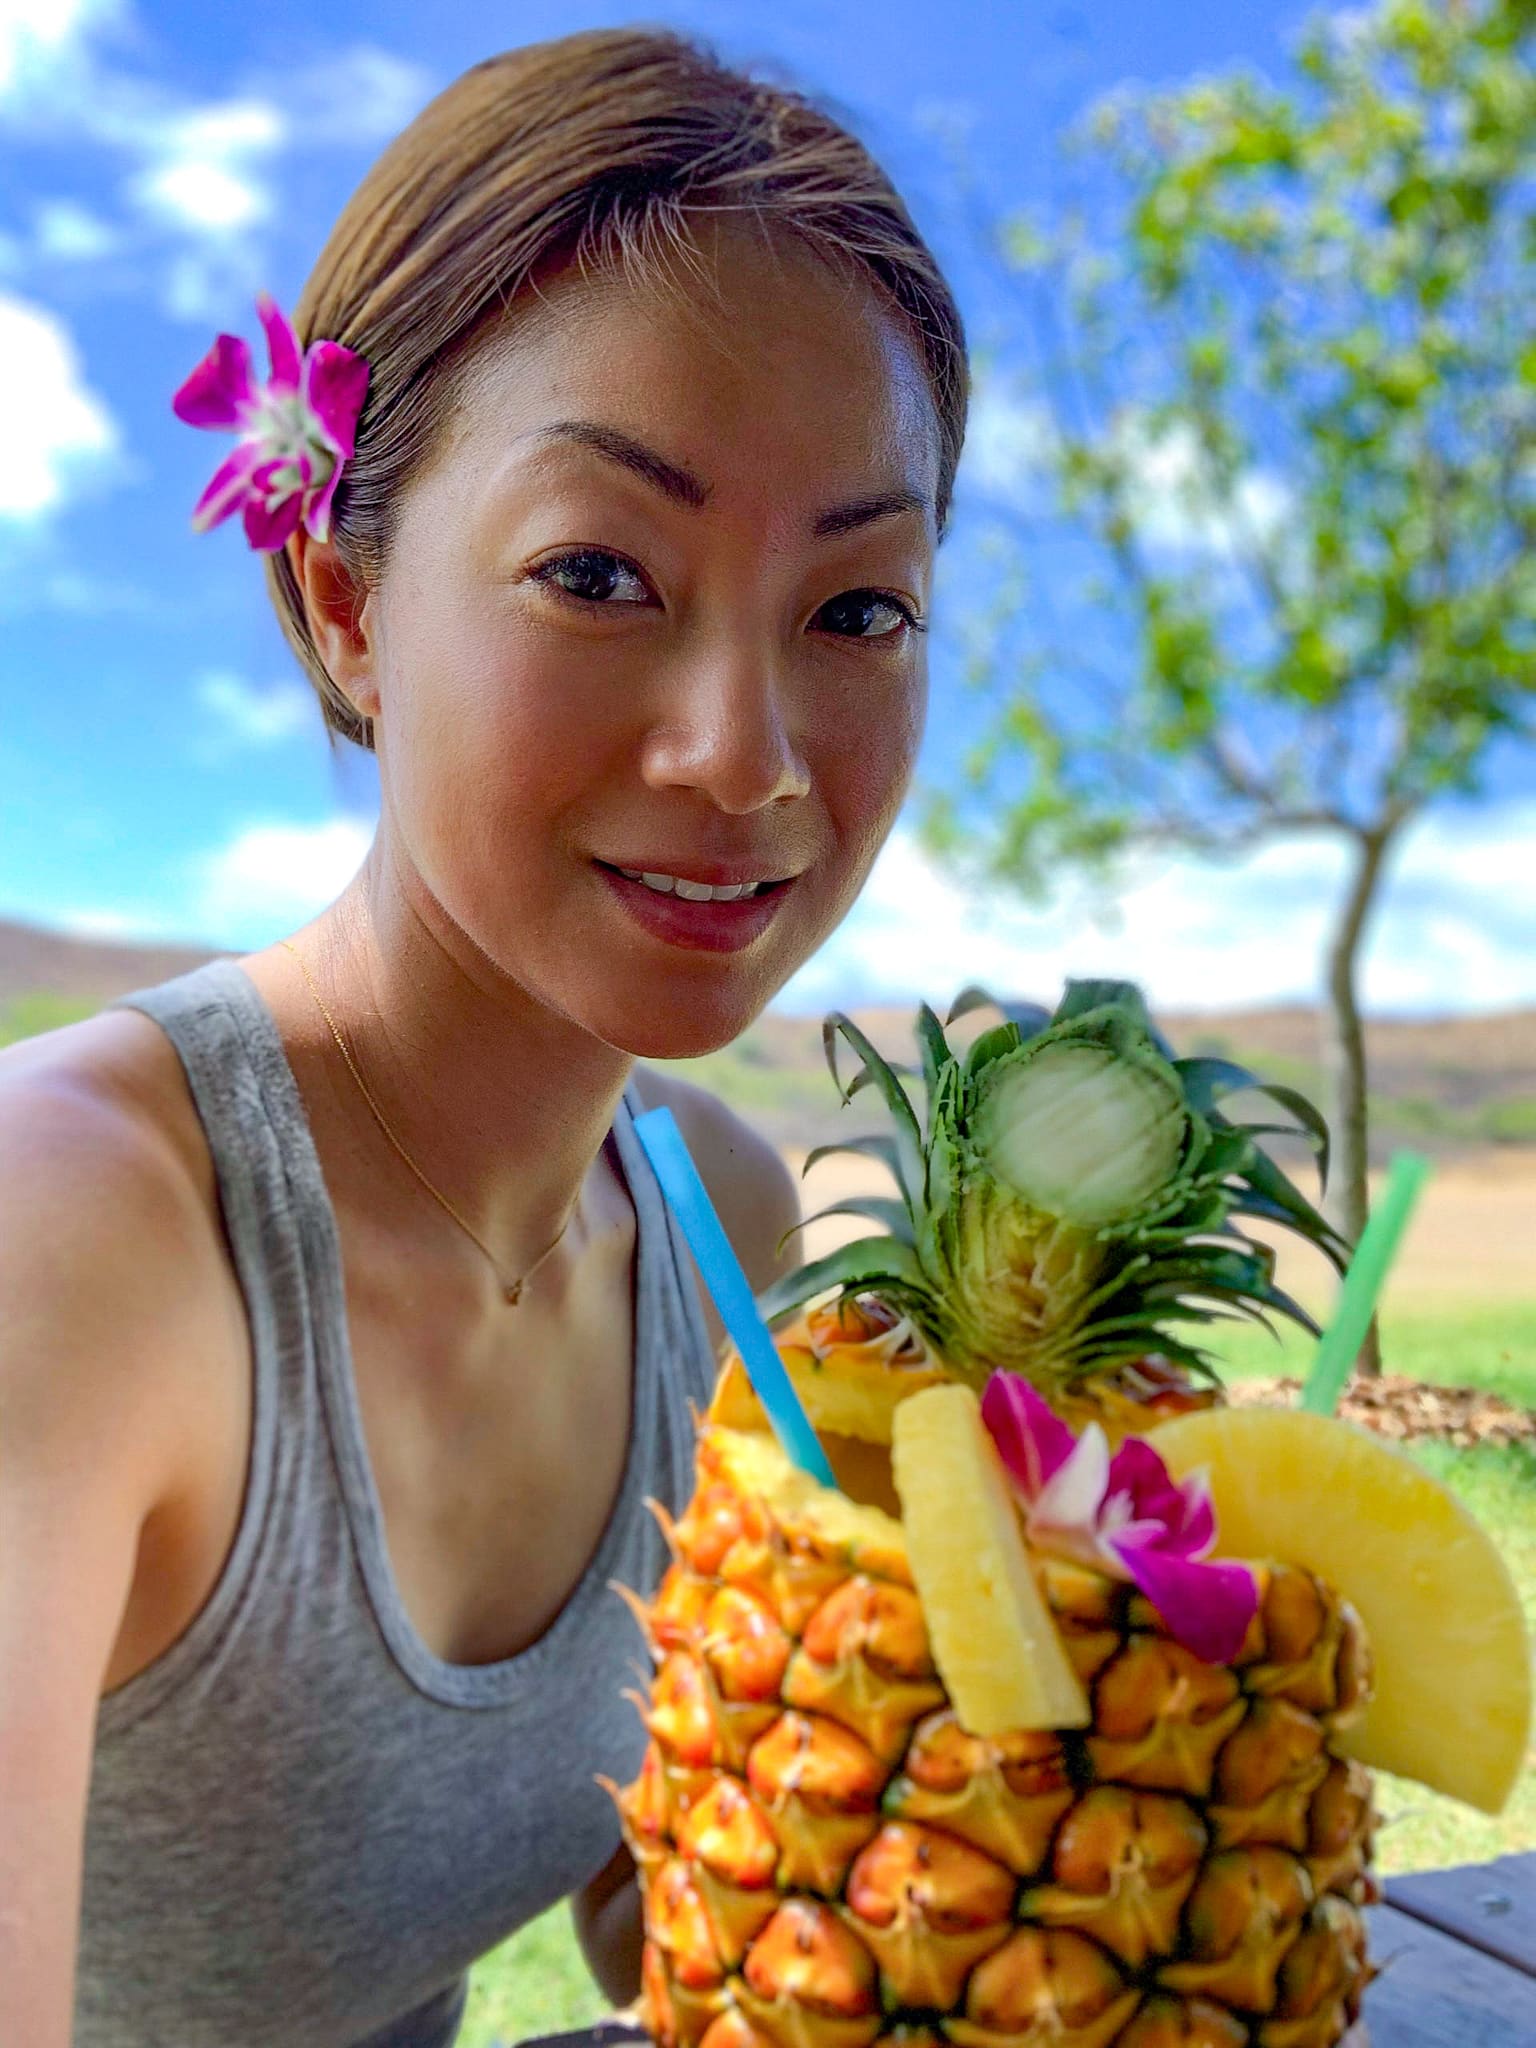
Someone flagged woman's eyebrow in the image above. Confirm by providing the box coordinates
[527,419,929,538]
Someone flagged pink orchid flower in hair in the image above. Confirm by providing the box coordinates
[171,292,369,552]
[981,1372,1258,1665]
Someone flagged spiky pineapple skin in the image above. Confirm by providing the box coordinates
[616,1421,1377,2048]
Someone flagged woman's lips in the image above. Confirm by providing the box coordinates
[595,863,795,954]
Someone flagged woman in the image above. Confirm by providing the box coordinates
[0,26,967,2048]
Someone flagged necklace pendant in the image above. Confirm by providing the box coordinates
[503,1279,523,1306]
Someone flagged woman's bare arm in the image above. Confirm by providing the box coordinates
[0,1074,207,2048]
[571,1838,645,2008]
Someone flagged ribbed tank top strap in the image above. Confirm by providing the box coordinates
[611,1080,720,1421]
[99,955,312,1733]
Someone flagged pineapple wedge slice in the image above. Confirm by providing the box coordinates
[709,1344,947,1443]
[707,1424,910,1581]
[891,1383,1090,1736]
[1154,1405,1533,1815]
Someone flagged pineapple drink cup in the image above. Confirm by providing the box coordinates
[612,983,1532,2048]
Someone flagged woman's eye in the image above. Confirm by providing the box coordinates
[816,590,923,640]
[529,548,651,606]
[528,553,923,640]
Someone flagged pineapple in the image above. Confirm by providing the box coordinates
[755,981,1346,1423]
[614,982,1522,2048]
[1153,1406,1531,1815]
[889,1384,1089,1737]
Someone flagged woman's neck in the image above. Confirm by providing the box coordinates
[256,851,637,1303]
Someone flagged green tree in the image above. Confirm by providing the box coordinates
[934,0,1536,1371]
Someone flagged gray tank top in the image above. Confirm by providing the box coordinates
[76,956,719,2048]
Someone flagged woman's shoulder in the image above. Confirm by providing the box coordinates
[628,1064,802,1290]
[0,1004,220,1220]
[0,1010,241,1538]
[0,1010,240,1377]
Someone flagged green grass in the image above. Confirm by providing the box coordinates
[459,1302,1536,2046]
[1203,1300,1536,1878]
[1365,1435,1536,1877]
[0,990,97,1048]
[1201,1297,1536,1407]
[460,1902,607,2046]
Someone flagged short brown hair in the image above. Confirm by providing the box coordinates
[264,25,969,750]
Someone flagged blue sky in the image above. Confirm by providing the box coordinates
[1,0,1530,1017]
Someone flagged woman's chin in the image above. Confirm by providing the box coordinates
[603,1003,769,1064]
[582,970,791,1063]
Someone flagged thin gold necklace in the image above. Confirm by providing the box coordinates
[277,938,573,1305]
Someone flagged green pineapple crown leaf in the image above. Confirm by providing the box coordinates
[758,978,1352,1394]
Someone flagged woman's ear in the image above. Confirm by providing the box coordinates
[286,527,381,722]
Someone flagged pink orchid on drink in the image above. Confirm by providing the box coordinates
[171,292,368,552]
[981,1370,1258,1663]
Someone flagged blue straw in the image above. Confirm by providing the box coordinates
[633,1106,837,1487]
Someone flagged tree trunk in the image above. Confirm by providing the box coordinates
[1320,824,1396,1378]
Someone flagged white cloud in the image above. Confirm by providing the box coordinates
[108,95,283,315]
[1329,9,1380,51]
[258,45,434,145]
[194,670,318,750]
[36,566,153,611]
[1390,803,1529,898]
[0,0,123,103]
[776,800,1536,1019]
[159,249,256,325]
[952,380,1292,564]
[190,816,374,940]
[0,559,160,616]
[132,157,267,235]
[957,377,1055,503]
[0,291,122,519]
[27,799,1536,1014]
[1109,413,1291,559]
[54,905,147,939]
[126,99,282,234]
[31,196,120,261]
[1,17,429,321]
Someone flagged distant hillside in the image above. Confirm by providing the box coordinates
[3,916,1533,1158]
[662,1000,1536,1159]
[0,916,219,1003]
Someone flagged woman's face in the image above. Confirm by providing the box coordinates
[350,218,940,1056]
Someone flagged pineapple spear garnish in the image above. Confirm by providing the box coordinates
[757,979,1349,1416]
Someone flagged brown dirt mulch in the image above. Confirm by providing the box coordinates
[1224,1373,1536,1449]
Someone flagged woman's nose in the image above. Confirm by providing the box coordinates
[638,649,812,814]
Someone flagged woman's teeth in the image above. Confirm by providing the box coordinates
[617,869,766,902]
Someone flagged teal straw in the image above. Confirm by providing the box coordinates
[1300,1150,1432,1416]
[633,1106,837,1487]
